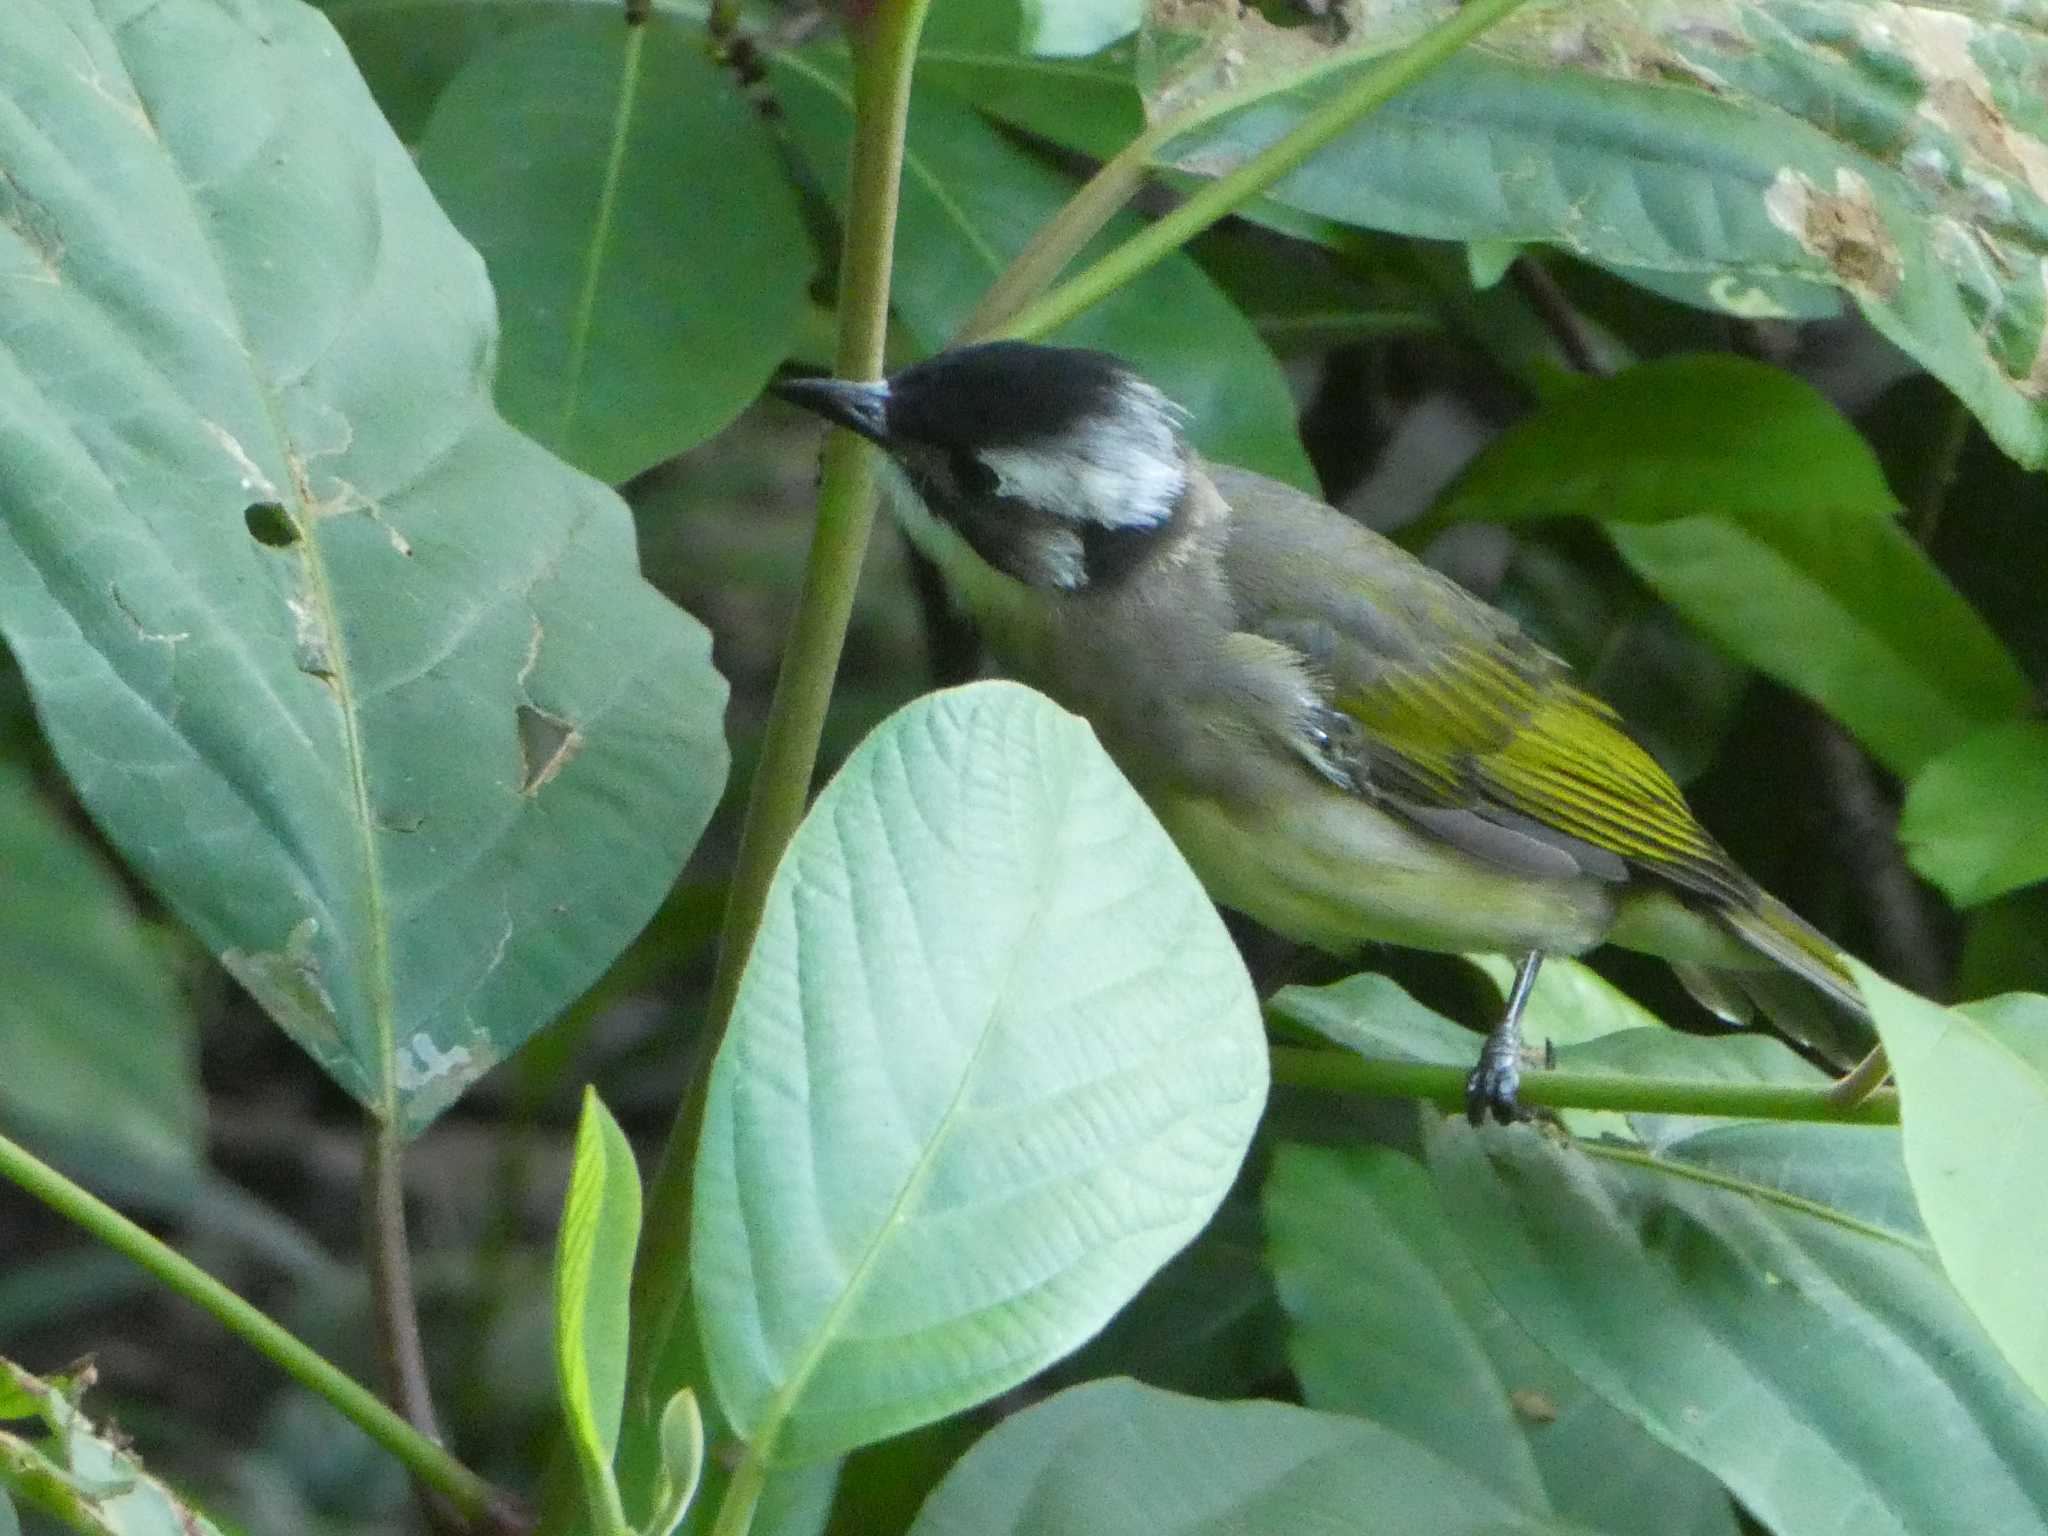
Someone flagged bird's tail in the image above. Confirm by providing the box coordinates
[1678,895,1874,1068]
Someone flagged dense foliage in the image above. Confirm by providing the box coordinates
[3,1,2047,1534]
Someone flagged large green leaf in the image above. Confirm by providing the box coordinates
[905,1378,1601,1535]
[1429,1117,2048,1534]
[1268,1145,1738,1536]
[691,682,1267,1463]
[771,48,1314,487]
[917,1,1144,160]
[1854,967,2048,1406]
[418,14,811,483]
[1899,720,2048,907]
[0,0,728,1131]
[0,763,199,1166]
[1435,357,2029,777]
[1143,1,2048,467]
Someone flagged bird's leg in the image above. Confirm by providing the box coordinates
[1467,950,1544,1126]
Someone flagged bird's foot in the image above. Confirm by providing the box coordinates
[1465,1035,1527,1126]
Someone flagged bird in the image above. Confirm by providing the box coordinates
[770,341,1874,1122]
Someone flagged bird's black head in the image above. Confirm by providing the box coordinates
[771,342,1190,592]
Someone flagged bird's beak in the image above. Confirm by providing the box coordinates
[769,374,891,444]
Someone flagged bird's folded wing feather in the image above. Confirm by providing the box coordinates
[1210,465,1750,905]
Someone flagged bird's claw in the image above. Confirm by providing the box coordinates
[1465,1041,1527,1126]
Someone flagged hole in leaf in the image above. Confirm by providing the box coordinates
[245,502,299,547]
[517,704,582,795]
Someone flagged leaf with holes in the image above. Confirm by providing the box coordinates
[1142,0,2048,467]
[418,13,811,482]
[0,0,728,1131]
[691,682,1267,1463]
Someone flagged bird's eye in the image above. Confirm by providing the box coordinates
[951,452,1000,498]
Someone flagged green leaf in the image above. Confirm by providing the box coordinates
[1435,357,2029,777]
[906,1377,1603,1535]
[1268,970,1479,1066]
[0,0,728,1131]
[316,0,593,140]
[0,763,199,1167]
[645,1388,705,1536]
[1428,1116,2048,1533]
[556,1088,643,1536]
[1268,1145,1738,1536]
[1900,720,2048,907]
[1853,965,2048,1406]
[772,48,1314,486]
[691,682,1267,1462]
[1021,0,1139,58]
[0,1358,233,1536]
[918,0,1143,159]
[418,15,811,482]
[1142,4,2048,467]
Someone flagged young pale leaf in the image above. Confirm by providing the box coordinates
[1143,5,2048,467]
[643,1387,705,1536]
[1435,357,2028,778]
[0,0,727,1131]
[1900,721,2048,908]
[0,1358,233,1536]
[418,15,810,482]
[906,1378,1599,1535]
[1852,967,2048,1406]
[0,762,200,1167]
[1429,1116,2048,1532]
[691,683,1267,1463]
[556,1089,643,1536]
[1267,1145,1738,1536]
[770,49,1313,487]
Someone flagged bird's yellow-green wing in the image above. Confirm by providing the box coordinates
[1211,464,1752,906]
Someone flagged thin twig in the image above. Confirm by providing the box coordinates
[1509,254,1605,376]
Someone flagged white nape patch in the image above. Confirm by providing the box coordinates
[981,377,1186,529]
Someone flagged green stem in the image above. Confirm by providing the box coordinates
[1269,1047,1902,1124]
[1001,0,1536,344]
[708,1445,769,1536]
[0,1129,508,1525]
[362,1118,446,1492]
[627,0,933,1441]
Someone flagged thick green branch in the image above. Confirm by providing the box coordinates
[1001,0,1536,344]
[1270,1046,1901,1124]
[0,1128,509,1525]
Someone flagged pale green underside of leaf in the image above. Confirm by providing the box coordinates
[1900,719,2048,906]
[0,0,727,1130]
[906,1377,1603,1535]
[1268,1144,1739,1536]
[418,14,811,483]
[1145,1,2048,466]
[692,683,1266,1463]
[0,760,200,1167]
[1855,967,2048,1409]
[1431,1115,2048,1534]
